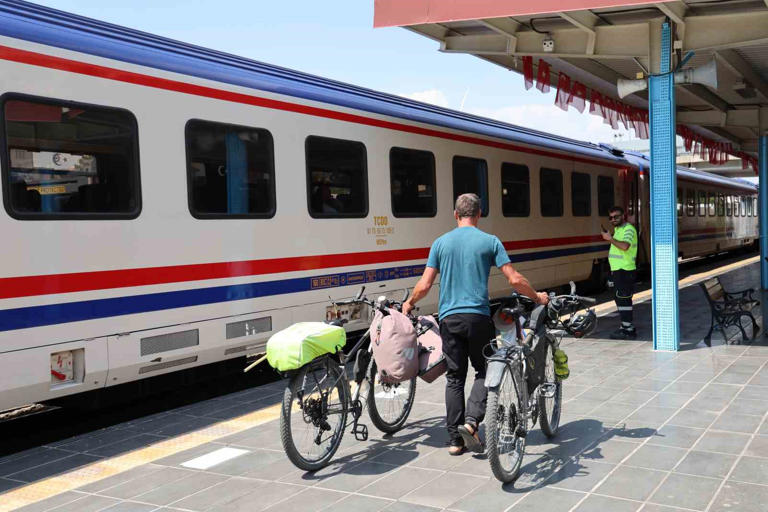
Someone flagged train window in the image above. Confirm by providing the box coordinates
[540,168,563,217]
[742,196,749,217]
[733,195,740,217]
[686,189,696,216]
[186,120,275,218]
[306,136,368,218]
[597,176,614,216]
[677,188,683,216]
[754,197,759,217]
[717,194,725,217]
[697,191,706,216]
[501,163,529,217]
[707,193,716,216]
[390,147,436,217]
[453,156,488,216]
[571,172,591,216]
[726,195,732,216]
[1,96,140,219]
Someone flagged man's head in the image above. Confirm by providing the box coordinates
[608,205,625,227]
[454,193,481,225]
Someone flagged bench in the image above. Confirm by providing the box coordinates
[700,276,759,345]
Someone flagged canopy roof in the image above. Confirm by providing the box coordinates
[375,0,768,170]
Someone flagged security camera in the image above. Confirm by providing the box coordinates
[543,36,554,53]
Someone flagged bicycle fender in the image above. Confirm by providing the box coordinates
[485,360,508,389]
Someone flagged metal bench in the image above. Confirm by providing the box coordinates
[700,276,759,345]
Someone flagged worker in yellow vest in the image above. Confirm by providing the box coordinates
[601,205,638,339]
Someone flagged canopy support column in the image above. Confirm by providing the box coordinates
[649,21,680,351]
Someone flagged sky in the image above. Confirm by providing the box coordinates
[32,0,634,143]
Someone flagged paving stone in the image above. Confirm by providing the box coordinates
[171,477,269,511]
[728,456,768,485]
[8,454,102,482]
[77,464,163,493]
[327,494,391,512]
[99,467,194,499]
[14,491,84,512]
[648,425,705,448]
[668,408,718,429]
[649,473,722,511]
[588,402,638,423]
[711,413,763,433]
[210,481,304,511]
[693,431,751,455]
[674,450,737,478]
[549,459,615,491]
[316,461,396,492]
[572,494,641,512]
[100,503,157,512]
[624,444,687,471]
[646,393,692,408]
[0,448,74,477]
[133,471,228,505]
[262,487,346,512]
[580,439,637,464]
[724,399,768,416]
[359,467,440,499]
[632,379,673,392]
[447,479,527,512]
[507,486,585,511]
[594,466,667,501]
[626,406,678,426]
[610,389,655,405]
[45,495,120,512]
[400,471,487,509]
[709,481,768,512]
[662,381,704,395]
[381,502,439,512]
[744,434,768,458]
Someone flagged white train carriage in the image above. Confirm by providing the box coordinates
[0,2,757,411]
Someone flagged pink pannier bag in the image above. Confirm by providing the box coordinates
[416,315,447,383]
[370,308,419,384]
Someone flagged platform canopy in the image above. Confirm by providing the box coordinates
[375,0,768,168]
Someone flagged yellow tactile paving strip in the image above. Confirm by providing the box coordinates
[0,403,282,511]
[0,254,759,511]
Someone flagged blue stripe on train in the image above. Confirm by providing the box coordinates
[0,245,609,332]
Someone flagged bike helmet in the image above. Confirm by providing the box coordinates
[564,309,597,338]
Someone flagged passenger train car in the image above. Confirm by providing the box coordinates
[0,2,757,410]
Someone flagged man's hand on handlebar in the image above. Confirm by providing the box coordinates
[402,301,415,317]
[536,292,550,305]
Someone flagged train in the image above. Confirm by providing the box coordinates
[0,1,757,411]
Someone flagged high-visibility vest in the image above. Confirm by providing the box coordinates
[608,223,638,271]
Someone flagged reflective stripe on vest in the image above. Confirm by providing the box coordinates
[608,223,638,271]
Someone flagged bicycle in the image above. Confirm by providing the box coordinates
[484,282,596,483]
[279,286,418,471]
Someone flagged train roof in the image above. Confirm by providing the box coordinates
[622,151,758,193]
[0,0,637,166]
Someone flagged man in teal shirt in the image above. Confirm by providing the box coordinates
[403,193,548,455]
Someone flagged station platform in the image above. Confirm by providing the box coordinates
[2,256,768,512]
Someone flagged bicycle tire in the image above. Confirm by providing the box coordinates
[486,364,528,483]
[367,359,416,434]
[280,360,348,471]
[538,343,562,438]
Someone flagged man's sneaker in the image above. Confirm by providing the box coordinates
[610,328,637,340]
[457,424,484,453]
[448,441,466,456]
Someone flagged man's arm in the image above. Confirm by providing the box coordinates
[601,231,630,251]
[500,264,549,304]
[402,267,438,316]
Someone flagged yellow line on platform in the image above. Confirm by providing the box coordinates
[591,255,760,318]
[0,402,283,511]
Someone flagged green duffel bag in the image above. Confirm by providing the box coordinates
[266,322,346,372]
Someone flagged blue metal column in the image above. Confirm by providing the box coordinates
[648,22,680,351]
[760,135,768,291]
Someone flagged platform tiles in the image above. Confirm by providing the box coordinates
[2,258,768,511]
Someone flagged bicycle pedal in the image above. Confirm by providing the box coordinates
[541,383,557,398]
[352,423,369,441]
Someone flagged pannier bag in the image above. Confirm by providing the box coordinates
[266,322,346,372]
[370,308,419,384]
[416,315,447,383]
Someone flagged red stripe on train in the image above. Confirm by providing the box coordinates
[0,44,629,170]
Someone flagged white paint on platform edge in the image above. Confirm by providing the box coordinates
[181,447,250,469]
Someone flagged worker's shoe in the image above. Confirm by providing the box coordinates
[448,440,466,456]
[553,349,570,380]
[458,423,484,453]
[609,328,637,340]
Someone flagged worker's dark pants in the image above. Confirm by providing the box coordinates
[612,269,636,330]
[440,313,494,445]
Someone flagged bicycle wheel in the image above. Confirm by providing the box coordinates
[538,344,562,438]
[279,359,348,471]
[486,364,528,483]
[367,359,416,434]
